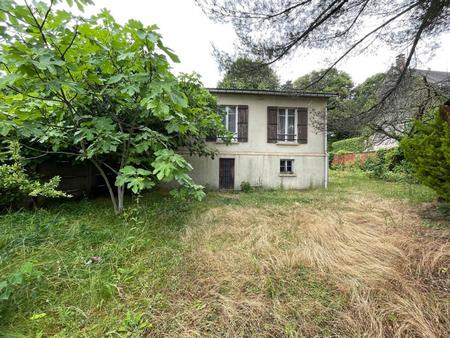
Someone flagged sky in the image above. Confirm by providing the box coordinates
[78,0,450,86]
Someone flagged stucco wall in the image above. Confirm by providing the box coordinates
[182,93,328,190]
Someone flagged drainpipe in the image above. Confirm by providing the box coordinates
[324,106,328,189]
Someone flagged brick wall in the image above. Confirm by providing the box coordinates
[331,151,376,167]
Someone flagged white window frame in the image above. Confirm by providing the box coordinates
[221,105,239,139]
[277,108,297,143]
[280,159,294,174]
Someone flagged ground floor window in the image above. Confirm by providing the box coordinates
[280,159,294,174]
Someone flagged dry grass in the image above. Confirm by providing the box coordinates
[151,194,450,337]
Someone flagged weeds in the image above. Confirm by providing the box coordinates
[0,194,194,335]
[0,172,448,337]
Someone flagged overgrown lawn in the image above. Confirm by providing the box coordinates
[1,171,449,337]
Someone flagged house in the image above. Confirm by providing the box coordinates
[180,88,335,190]
[368,54,450,150]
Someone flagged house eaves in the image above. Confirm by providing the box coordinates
[207,88,338,98]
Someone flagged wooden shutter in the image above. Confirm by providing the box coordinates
[297,107,308,144]
[237,105,248,142]
[267,106,278,143]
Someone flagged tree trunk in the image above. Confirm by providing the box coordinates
[91,159,119,214]
[117,186,125,213]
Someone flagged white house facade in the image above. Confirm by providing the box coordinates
[182,88,333,190]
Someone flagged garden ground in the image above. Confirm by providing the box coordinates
[1,170,449,337]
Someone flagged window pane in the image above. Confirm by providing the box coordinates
[278,110,286,139]
[228,107,236,133]
[218,107,226,126]
[287,109,295,141]
[287,160,293,173]
[280,160,286,172]
[286,163,292,172]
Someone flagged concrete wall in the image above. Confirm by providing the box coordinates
[182,93,328,190]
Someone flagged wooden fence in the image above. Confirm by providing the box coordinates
[37,161,114,198]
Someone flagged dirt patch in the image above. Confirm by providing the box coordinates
[151,194,450,337]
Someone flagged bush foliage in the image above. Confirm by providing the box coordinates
[240,181,253,193]
[401,108,450,201]
[0,1,228,213]
[332,146,416,184]
[361,148,416,183]
[331,137,366,154]
[0,142,67,209]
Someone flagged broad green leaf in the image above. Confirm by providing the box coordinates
[0,1,222,211]
[120,166,136,176]
[107,74,125,84]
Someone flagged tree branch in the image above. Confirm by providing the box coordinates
[295,1,420,91]
[61,26,79,59]
[24,0,48,46]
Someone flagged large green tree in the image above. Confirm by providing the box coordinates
[0,0,227,213]
[342,73,386,137]
[401,107,450,201]
[217,57,279,90]
[293,69,355,140]
[293,68,353,98]
[350,73,386,112]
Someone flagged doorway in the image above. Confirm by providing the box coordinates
[219,158,235,190]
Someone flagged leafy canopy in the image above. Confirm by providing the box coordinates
[0,0,227,213]
[294,68,356,140]
[293,69,353,99]
[401,108,450,201]
[198,1,450,80]
[217,57,279,90]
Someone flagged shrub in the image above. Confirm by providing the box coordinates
[359,148,416,183]
[240,181,253,193]
[401,108,450,201]
[331,137,366,154]
[0,142,67,209]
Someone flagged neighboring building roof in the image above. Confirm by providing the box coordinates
[413,69,450,85]
[208,88,338,98]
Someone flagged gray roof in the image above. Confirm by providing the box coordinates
[208,88,338,98]
[413,69,450,85]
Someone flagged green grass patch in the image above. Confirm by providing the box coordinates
[0,170,440,336]
[329,169,437,204]
[0,194,199,336]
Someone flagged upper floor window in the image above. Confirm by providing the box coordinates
[220,105,238,137]
[267,106,307,144]
[277,108,297,142]
[207,105,248,143]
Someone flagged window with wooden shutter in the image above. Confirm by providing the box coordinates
[297,107,308,144]
[237,105,248,142]
[277,108,297,142]
[267,106,278,143]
